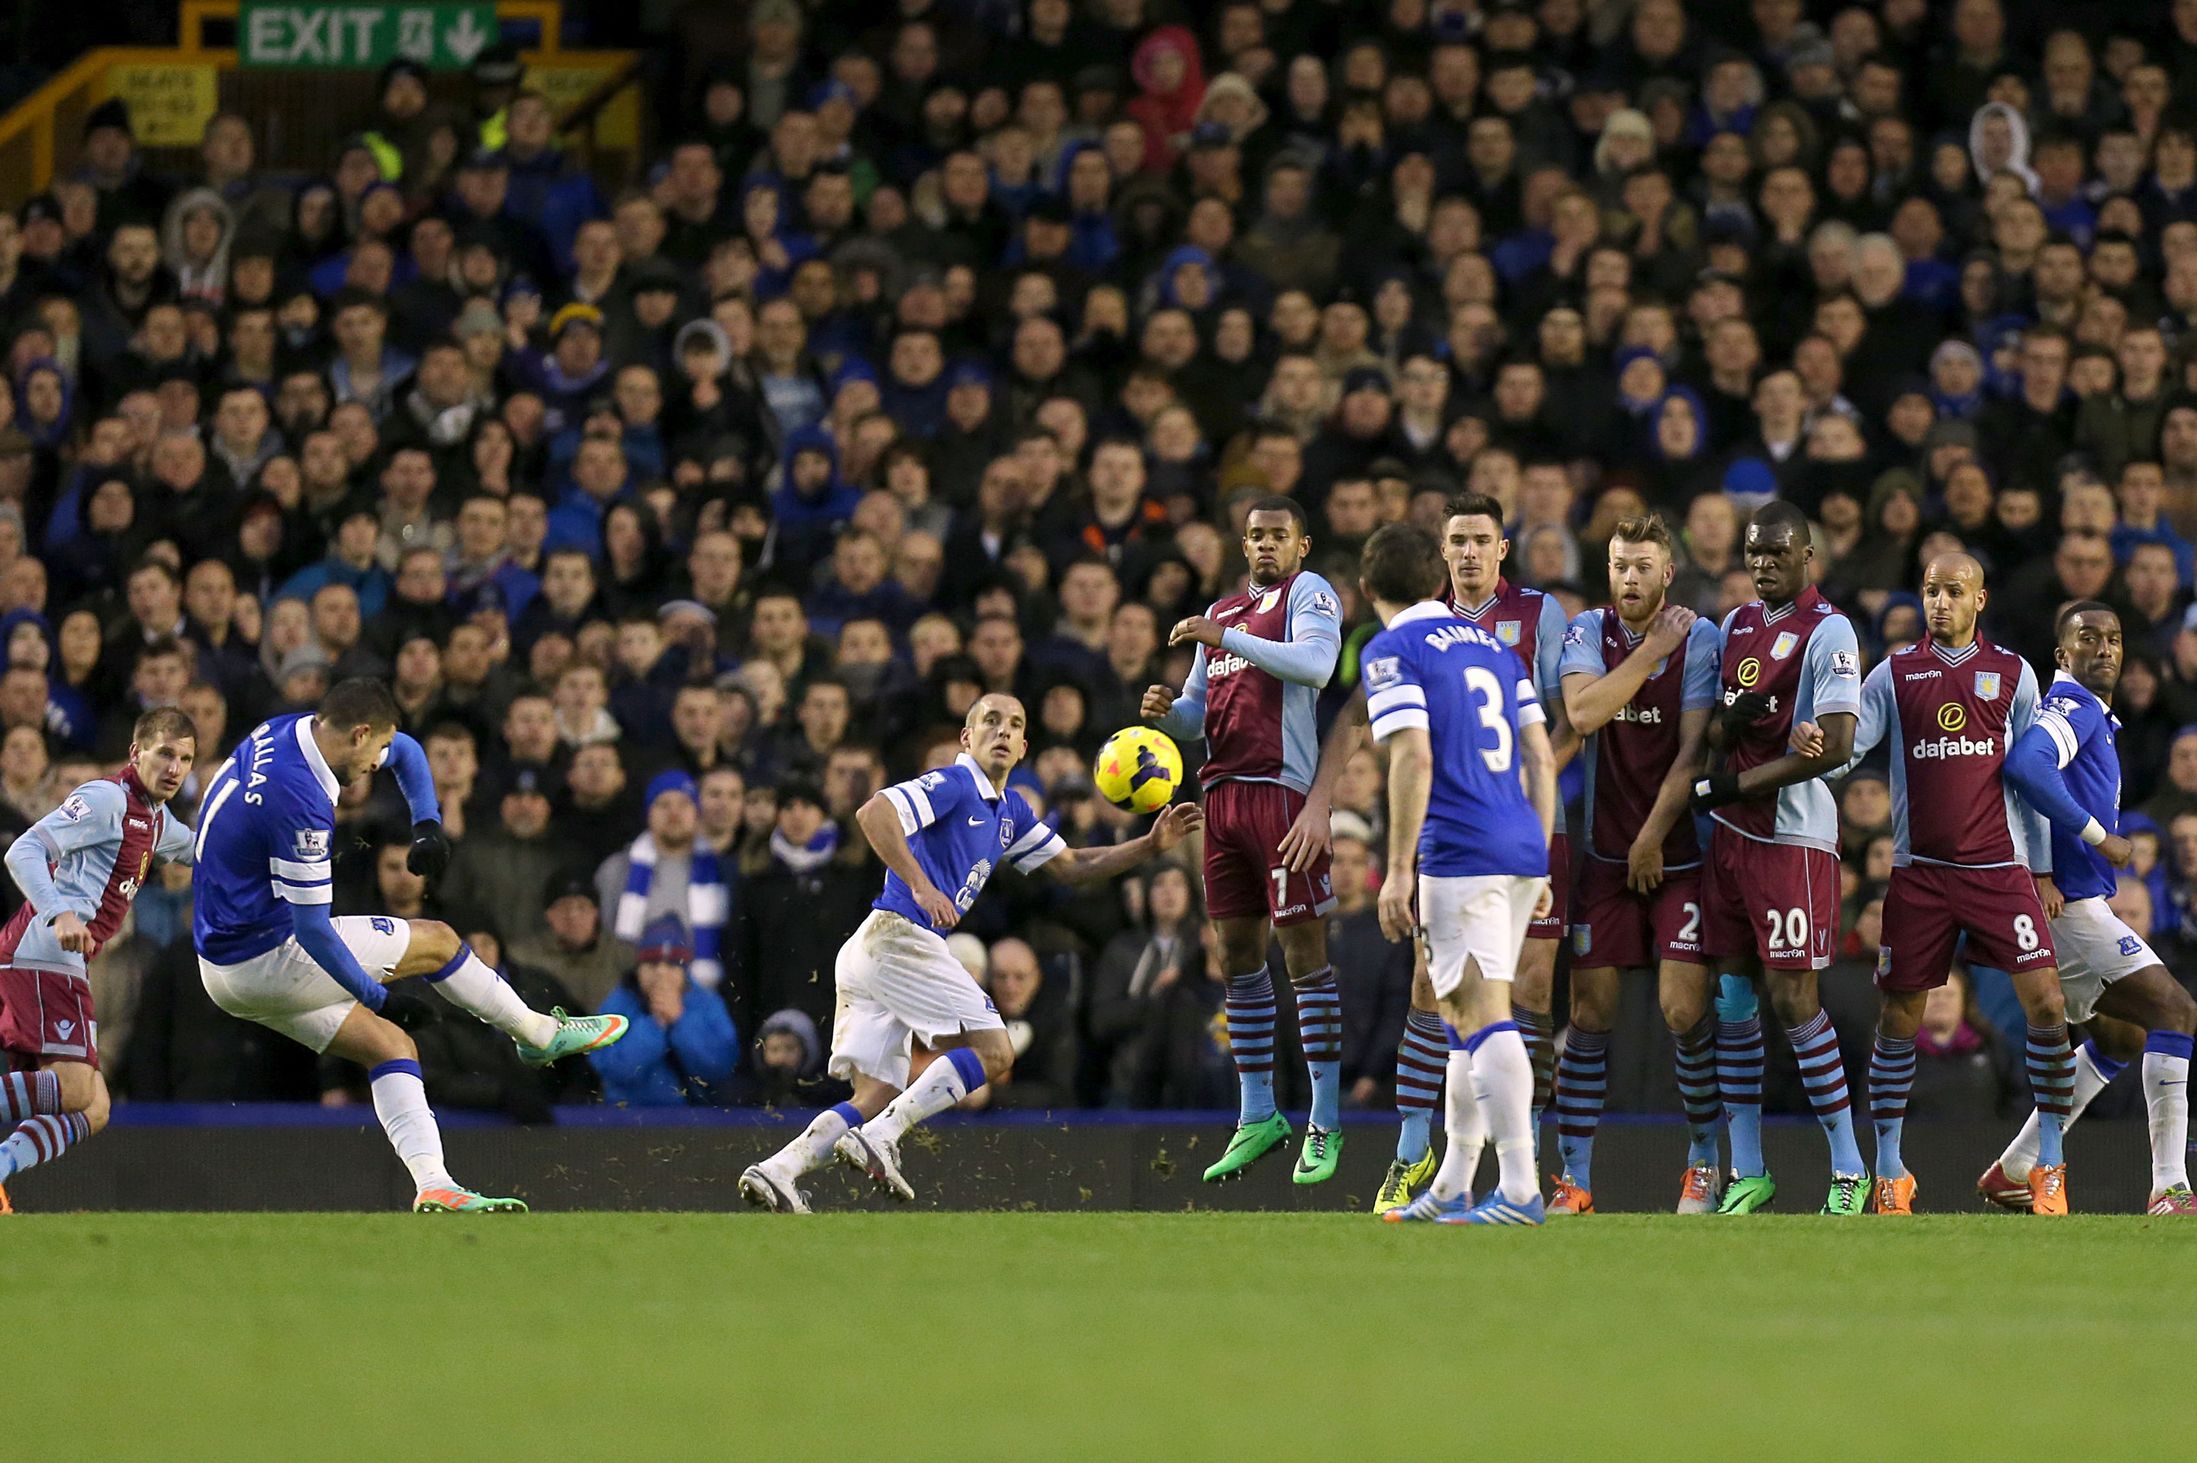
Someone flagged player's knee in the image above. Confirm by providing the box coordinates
[82,1081,111,1134]
[2019,982,2067,1025]
[1569,978,1616,1031]
[1764,976,1814,1025]
[51,1062,98,1112]
[409,920,462,968]
[2154,981,2197,1035]
[1713,973,1758,1024]
[1659,984,1707,1033]
[973,1033,1014,1083]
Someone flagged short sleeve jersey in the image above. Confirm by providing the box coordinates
[1364,601,1549,879]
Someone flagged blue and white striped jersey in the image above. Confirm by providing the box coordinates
[874,753,1067,928]
[191,714,344,965]
[1363,601,1549,879]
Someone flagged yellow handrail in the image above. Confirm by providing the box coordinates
[178,0,565,55]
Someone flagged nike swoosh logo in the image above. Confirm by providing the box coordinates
[967,816,985,826]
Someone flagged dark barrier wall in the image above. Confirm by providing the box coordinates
[11,1109,2170,1213]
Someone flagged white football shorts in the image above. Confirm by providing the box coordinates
[198,915,411,1052]
[1420,873,1549,998]
[2052,897,2160,1024]
[829,910,1004,1089]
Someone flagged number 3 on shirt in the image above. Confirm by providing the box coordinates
[1462,664,1513,773]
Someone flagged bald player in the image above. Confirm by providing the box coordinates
[1805,553,2077,1215]
[741,695,1200,1212]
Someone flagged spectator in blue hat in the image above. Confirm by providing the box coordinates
[598,769,735,990]
[588,914,740,1106]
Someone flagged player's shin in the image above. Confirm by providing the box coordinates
[1430,1040,1484,1202]
[1673,1016,1722,1168]
[1715,974,1768,1177]
[1512,1000,1556,1136]
[0,1069,61,1124]
[424,944,559,1047]
[2025,1022,2077,1168]
[369,1059,456,1192]
[1466,1020,1539,1206]
[1785,1006,1866,1177]
[1552,1026,1609,1193]
[0,1111,90,1181]
[1223,968,1279,1125]
[769,1101,867,1178]
[866,1047,986,1146]
[2142,1031,2193,1193]
[1996,1039,2122,1180]
[1868,1032,1918,1181]
[1292,966,1343,1132]
[1394,1006,1446,1165]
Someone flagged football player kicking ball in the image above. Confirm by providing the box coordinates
[193,680,626,1213]
[1991,602,2196,1214]
[1143,498,1350,1187]
[1813,553,2077,1215]
[1551,515,1725,1214]
[1359,525,1557,1227]
[741,694,1198,1213]
[1688,502,1870,1216]
[0,709,199,1210]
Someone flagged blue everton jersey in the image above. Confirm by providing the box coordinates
[1363,601,1549,879]
[192,714,343,964]
[874,753,1068,928]
[2024,673,2123,904]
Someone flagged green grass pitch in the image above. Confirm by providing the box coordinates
[6,1212,2187,1460]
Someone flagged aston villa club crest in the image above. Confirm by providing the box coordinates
[1495,620,1522,646]
[1257,590,1280,613]
[1770,631,1799,660]
[1974,671,2002,701]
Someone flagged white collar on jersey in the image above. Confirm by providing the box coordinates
[1390,600,1453,627]
[1928,638,1981,666]
[955,751,1005,803]
[294,716,341,806]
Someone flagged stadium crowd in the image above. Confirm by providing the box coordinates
[3,0,2197,1124]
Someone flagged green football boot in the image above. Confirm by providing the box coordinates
[1202,1112,1293,1182]
[1820,1172,1871,1217]
[515,1008,630,1067]
[1293,1126,1344,1185]
[1372,1148,1439,1215]
[413,1185,528,1213]
[1716,1172,1777,1214]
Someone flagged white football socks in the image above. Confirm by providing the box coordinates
[1430,1047,1484,1202]
[865,1048,987,1148]
[1471,1024,1540,1205]
[370,1060,453,1192]
[430,949,558,1047]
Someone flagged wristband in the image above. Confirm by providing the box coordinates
[2079,818,2108,847]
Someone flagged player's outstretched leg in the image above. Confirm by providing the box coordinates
[1203,961,1292,1181]
[1713,973,1774,1213]
[1767,974,1869,1215]
[742,1099,878,1214]
[328,1006,525,1213]
[407,926,625,1065]
[0,1062,108,1191]
[839,1038,1007,1199]
[1378,1001,1447,1214]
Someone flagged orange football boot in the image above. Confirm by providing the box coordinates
[1871,1173,1916,1215]
[1547,1175,1594,1215]
[2027,1163,2069,1216]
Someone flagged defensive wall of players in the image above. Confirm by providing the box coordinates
[34,1108,2163,1213]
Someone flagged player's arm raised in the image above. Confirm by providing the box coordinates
[1039,804,1205,883]
[2005,696,2132,866]
[1170,576,1343,688]
[378,731,452,878]
[1561,606,1695,735]
[1278,688,1367,874]
[1142,634,1209,739]
[856,790,960,930]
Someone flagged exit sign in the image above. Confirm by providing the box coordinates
[239,3,499,69]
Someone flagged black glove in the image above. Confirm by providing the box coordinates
[408,819,452,880]
[1690,771,1742,815]
[1713,690,1771,742]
